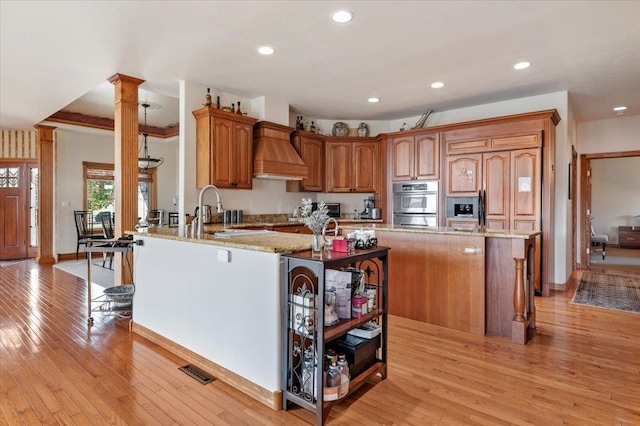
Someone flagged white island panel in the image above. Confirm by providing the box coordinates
[133,235,282,392]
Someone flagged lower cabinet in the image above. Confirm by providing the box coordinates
[281,247,389,426]
[618,226,640,249]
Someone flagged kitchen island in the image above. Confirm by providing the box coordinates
[129,227,315,410]
[343,225,539,344]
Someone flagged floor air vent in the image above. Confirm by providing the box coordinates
[178,364,214,384]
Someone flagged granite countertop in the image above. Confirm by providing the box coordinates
[340,223,540,239]
[129,226,316,253]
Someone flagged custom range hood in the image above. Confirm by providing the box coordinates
[253,121,308,180]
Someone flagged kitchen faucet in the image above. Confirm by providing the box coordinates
[196,184,223,238]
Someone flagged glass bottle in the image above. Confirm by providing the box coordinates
[310,121,316,133]
[236,101,242,115]
[216,96,221,109]
[337,353,350,398]
[302,347,316,401]
[232,103,235,113]
[324,352,341,401]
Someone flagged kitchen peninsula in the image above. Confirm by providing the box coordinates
[130,227,313,410]
[129,223,537,412]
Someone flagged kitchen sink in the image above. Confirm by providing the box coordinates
[213,229,277,238]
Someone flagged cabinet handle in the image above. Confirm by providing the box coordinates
[462,247,482,255]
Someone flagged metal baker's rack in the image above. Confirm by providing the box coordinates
[85,238,135,326]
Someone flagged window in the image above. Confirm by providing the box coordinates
[29,167,38,247]
[83,162,156,230]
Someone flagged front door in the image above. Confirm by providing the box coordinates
[0,162,37,260]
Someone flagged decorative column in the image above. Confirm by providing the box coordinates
[108,73,144,285]
[34,125,56,265]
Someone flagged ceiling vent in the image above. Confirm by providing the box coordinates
[253,121,308,180]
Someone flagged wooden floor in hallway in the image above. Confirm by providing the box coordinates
[1,261,639,425]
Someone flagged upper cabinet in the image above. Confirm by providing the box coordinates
[390,132,439,181]
[286,130,325,192]
[445,153,482,196]
[193,107,258,189]
[325,138,378,193]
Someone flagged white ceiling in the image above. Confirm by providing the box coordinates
[1,1,639,130]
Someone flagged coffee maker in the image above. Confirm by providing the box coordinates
[360,197,381,219]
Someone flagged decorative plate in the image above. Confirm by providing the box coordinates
[332,122,349,137]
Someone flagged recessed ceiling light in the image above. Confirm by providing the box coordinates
[258,46,275,55]
[332,10,353,23]
[368,97,380,103]
[430,82,445,89]
[613,106,627,111]
[513,61,531,70]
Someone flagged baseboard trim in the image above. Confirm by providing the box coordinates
[131,322,282,411]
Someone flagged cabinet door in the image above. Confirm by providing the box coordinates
[483,151,510,230]
[232,121,253,189]
[510,148,540,231]
[415,133,439,180]
[352,141,377,192]
[325,142,352,192]
[300,136,324,192]
[390,136,415,181]
[446,154,482,196]
[212,118,235,188]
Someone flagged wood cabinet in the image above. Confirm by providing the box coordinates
[389,132,439,181]
[193,107,257,189]
[618,226,640,249]
[282,247,389,425]
[446,149,541,231]
[325,138,378,193]
[287,131,325,192]
[446,153,483,196]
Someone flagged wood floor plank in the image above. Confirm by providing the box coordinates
[1,262,639,425]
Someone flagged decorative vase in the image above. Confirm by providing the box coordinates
[312,233,323,255]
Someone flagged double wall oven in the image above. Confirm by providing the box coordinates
[392,181,438,228]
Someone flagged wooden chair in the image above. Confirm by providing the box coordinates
[74,211,105,260]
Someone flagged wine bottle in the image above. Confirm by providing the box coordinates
[232,103,235,113]
[236,101,242,115]
[216,96,221,109]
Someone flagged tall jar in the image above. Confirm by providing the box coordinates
[323,353,341,401]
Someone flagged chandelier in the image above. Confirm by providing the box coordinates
[138,103,164,170]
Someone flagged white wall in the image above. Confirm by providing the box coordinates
[55,127,178,256]
[591,157,640,244]
[577,115,640,154]
[576,114,640,263]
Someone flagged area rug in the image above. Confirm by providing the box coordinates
[571,272,640,313]
[53,259,114,289]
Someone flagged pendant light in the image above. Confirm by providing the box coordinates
[138,103,164,170]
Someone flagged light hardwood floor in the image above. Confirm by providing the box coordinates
[1,261,639,425]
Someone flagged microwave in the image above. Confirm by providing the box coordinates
[312,202,341,218]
